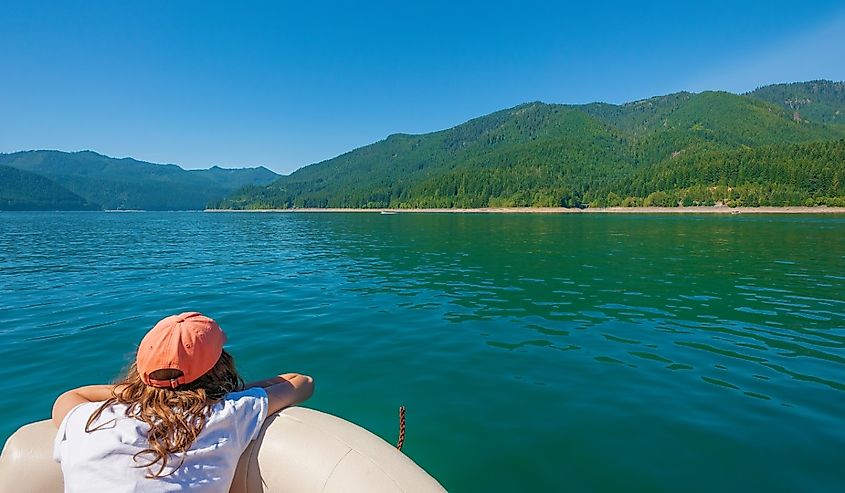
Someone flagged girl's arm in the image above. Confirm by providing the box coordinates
[52,385,118,427]
[245,373,314,415]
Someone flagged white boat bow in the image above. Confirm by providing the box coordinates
[0,407,446,493]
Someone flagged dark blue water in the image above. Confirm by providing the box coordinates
[1,212,844,492]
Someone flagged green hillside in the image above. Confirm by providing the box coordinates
[218,81,845,209]
[623,140,845,207]
[233,104,632,208]
[0,151,278,210]
[748,80,845,124]
[0,165,99,210]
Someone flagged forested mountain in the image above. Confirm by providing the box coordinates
[217,81,845,209]
[623,140,845,207]
[0,150,278,210]
[748,80,845,124]
[0,165,98,210]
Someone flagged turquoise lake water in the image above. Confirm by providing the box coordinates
[1,212,844,492]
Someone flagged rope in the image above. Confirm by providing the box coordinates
[396,406,406,451]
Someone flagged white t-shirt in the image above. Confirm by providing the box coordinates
[53,387,269,493]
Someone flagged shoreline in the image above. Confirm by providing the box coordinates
[205,206,845,214]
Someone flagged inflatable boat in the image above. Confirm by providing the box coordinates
[0,407,446,493]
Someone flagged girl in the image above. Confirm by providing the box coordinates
[52,312,314,492]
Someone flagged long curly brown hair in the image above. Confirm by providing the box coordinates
[85,350,244,478]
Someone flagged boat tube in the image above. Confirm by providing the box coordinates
[0,407,446,493]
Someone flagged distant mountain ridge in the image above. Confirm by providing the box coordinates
[218,80,845,209]
[0,165,98,210]
[4,80,844,211]
[0,150,279,210]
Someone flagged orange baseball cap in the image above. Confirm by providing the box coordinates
[136,312,227,389]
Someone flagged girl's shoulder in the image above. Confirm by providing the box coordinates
[215,386,269,411]
[207,387,269,422]
[204,387,270,444]
[225,386,269,401]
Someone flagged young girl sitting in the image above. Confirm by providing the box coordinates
[52,312,314,492]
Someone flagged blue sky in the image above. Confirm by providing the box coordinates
[1,1,844,174]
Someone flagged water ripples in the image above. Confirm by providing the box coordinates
[1,212,844,491]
